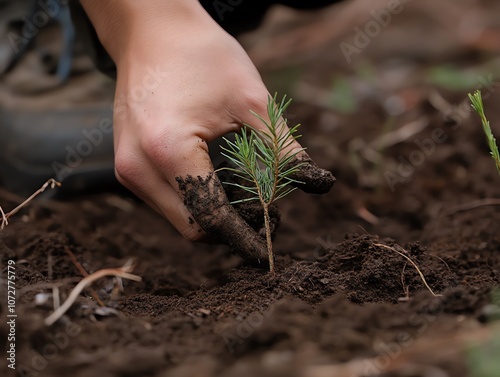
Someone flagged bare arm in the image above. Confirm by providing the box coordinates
[80,0,334,262]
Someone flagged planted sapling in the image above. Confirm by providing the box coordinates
[468,90,500,176]
[220,94,304,272]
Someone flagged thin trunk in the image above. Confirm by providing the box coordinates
[262,203,274,273]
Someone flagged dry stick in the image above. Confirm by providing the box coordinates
[373,243,441,297]
[45,260,142,326]
[0,205,7,229]
[63,246,106,307]
[19,279,82,296]
[0,178,61,230]
[444,198,500,216]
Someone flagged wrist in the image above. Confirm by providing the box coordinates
[80,0,216,66]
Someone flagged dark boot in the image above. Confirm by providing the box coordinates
[1,0,341,195]
[0,0,116,195]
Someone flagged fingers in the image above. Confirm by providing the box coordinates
[285,151,336,194]
[167,144,266,262]
[114,151,206,241]
[175,173,267,262]
[144,137,268,263]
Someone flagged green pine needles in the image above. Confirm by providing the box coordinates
[220,94,304,272]
[468,90,500,176]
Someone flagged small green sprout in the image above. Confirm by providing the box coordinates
[220,94,304,272]
[468,90,500,176]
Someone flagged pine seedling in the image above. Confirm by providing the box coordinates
[468,90,500,176]
[220,94,304,272]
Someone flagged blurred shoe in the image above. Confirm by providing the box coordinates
[0,16,117,195]
[0,101,116,195]
[0,0,75,83]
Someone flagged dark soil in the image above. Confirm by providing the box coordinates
[2,1,500,376]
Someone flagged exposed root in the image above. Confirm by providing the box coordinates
[19,279,82,297]
[64,246,106,307]
[45,259,142,326]
[373,243,441,297]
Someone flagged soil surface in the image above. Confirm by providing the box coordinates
[1,1,500,376]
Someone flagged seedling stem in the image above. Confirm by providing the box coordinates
[220,94,304,272]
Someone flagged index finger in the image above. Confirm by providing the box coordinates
[148,133,268,264]
[176,171,268,263]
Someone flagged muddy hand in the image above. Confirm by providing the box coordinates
[176,174,267,262]
[81,0,332,263]
[286,152,336,194]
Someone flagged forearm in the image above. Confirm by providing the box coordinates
[79,0,216,65]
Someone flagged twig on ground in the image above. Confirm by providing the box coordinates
[19,279,82,297]
[63,246,106,307]
[45,259,142,326]
[52,286,60,310]
[0,205,7,229]
[0,178,61,230]
[444,198,500,216]
[428,253,451,271]
[374,243,441,297]
[399,262,410,301]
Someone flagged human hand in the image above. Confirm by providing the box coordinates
[81,0,335,263]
